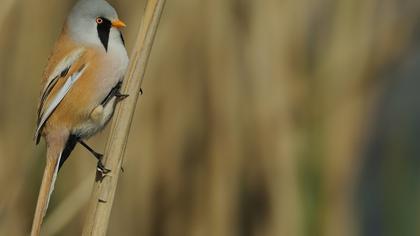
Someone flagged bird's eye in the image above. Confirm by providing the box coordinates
[96,17,103,24]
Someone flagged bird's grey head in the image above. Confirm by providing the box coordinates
[67,0,124,51]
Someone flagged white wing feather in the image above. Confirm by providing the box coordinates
[41,48,85,96]
[35,64,88,140]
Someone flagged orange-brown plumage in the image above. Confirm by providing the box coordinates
[39,27,101,137]
[39,24,121,132]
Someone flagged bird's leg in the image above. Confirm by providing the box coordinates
[78,140,125,181]
[78,140,110,178]
[101,87,119,106]
[78,140,103,160]
[101,81,127,106]
[115,90,129,102]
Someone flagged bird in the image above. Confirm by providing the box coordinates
[31,0,129,235]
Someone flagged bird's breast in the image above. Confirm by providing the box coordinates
[70,41,128,138]
[93,41,128,102]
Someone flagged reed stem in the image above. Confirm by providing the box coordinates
[82,0,166,234]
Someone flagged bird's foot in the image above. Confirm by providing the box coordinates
[96,161,111,182]
[115,92,129,102]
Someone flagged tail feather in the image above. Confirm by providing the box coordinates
[30,149,62,236]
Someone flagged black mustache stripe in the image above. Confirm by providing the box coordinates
[97,17,112,51]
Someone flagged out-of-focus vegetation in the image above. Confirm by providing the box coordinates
[1,0,420,235]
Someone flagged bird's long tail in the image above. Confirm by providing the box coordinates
[30,147,62,236]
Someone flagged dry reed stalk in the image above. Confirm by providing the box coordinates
[82,0,166,235]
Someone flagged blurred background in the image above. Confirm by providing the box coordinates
[1,0,420,235]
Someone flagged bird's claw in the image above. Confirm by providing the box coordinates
[115,93,129,102]
[96,161,111,182]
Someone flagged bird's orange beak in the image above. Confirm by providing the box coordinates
[112,19,127,28]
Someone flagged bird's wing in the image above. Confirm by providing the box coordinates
[35,48,87,143]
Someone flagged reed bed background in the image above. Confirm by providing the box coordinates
[1,0,420,235]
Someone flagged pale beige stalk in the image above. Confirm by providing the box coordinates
[82,0,166,235]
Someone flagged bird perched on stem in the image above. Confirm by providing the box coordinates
[31,0,129,235]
